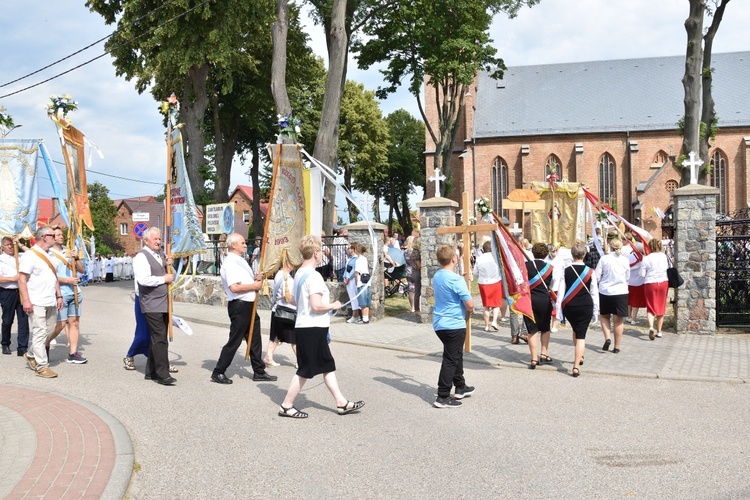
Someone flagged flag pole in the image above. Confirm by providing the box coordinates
[244,143,283,361]
[165,121,174,342]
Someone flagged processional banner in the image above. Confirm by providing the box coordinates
[59,126,94,231]
[530,182,583,247]
[261,144,308,274]
[169,128,206,257]
[0,139,39,236]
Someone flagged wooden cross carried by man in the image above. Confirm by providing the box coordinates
[436,192,497,352]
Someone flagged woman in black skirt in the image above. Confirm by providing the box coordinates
[525,242,555,369]
[278,235,365,419]
[264,257,297,368]
[554,244,599,377]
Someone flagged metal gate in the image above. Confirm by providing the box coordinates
[716,209,750,328]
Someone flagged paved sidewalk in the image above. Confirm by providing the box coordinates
[173,299,750,383]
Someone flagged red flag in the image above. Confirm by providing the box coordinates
[490,214,534,321]
[582,187,651,253]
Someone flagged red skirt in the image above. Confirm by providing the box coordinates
[643,281,668,316]
[479,281,503,308]
[628,284,646,308]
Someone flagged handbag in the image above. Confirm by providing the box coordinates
[666,255,684,288]
[360,273,371,284]
[274,305,297,323]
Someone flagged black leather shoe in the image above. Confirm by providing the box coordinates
[211,373,233,384]
[157,376,177,386]
[2,345,11,355]
[253,372,278,382]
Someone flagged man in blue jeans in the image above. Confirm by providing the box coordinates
[432,245,475,408]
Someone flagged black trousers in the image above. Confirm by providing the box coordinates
[144,312,170,379]
[0,287,29,351]
[435,328,466,397]
[213,300,263,376]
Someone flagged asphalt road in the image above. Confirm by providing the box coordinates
[2,281,749,499]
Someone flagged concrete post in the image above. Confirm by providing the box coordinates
[345,220,386,321]
[415,197,459,323]
[672,184,719,333]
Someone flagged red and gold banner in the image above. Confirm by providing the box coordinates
[60,125,94,231]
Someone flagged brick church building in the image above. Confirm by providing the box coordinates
[425,51,750,239]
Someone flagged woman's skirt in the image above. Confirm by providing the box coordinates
[270,312,296,344]
[563,303,593,340]
[643,281,669,316]
[524,293,553,334]
[628,284,646,308]
[600,293,629,317]
[478,281,503,308]
[295,326,336,379]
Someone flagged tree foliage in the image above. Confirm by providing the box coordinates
[83,181,121,256]
[340,81,390,221]
[353,0,538,196]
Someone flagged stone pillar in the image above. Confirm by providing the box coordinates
[415,197,459,323]
[345,221,386,321]
[672,184,719,334]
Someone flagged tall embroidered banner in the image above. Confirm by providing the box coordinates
[260,143,307,274]
[490,214,534,320]
[169,128,205,257]
[0,139,39,235]
[530,181,582,247]
[59,125,94,231]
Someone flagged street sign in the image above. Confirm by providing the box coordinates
[133,212,150,222]
[133,222,149,239]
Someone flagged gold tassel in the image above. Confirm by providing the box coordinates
[261,277,269,296]
[284,272,291,303]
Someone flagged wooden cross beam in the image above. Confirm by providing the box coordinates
[436,192,497,352]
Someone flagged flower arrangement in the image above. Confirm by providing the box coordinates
[0,108,15,129]
[159,93,180,126]
[467,215,477,225]
[47,94,78,124]
[277,113,301,143]
[474,196,491,218]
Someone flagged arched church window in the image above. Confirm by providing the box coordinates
[491,157,508,216]
[651,150,668,168]
[709,149,727,213]
[545,155,562,181]
[665,180,678,192]
[599,153,616,206]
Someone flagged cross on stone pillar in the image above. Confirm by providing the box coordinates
[429,167,447,197]
[436,192,497,353]
[685,151,703,185]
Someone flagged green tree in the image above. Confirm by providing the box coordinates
[340,80,390,221]
[353,0,538,197]
[83,182,121,255]
[383,109,425,235]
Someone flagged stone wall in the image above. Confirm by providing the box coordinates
[672,184,719,334]
[415,197,459,322]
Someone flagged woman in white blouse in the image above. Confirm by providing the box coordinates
[278,235,365,419]
[640,238,670,340]
[264,257,297,368]
[595,238,630,353]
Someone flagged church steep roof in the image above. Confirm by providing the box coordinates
[473,51,750,138]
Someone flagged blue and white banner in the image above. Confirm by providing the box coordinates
[0,139,39,236]
[169,129,205,257]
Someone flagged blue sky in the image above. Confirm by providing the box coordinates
[1,0,749,220]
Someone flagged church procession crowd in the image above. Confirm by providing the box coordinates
[1,216,673,414]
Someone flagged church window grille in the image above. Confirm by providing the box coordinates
[545,155,562,180]
[665,180,678,192]
[599,153,616,206]
[709,149,727,213]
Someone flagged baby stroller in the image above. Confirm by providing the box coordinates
[384,264,408,298]
[384,246,408,298]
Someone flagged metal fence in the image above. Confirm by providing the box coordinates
[716,209,750,328]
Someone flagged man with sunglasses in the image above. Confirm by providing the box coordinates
[45,227,87,364]
[0,236,29,356]
[17,226,64,378]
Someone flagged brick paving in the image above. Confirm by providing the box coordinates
[0,386,131,500]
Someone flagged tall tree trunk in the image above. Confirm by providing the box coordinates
[313,0,348,235]
[211,92,240,202]
[373,195,381,222]
[271,0,292,120]
[398,190,412,236]
[680,0,705,186]
[699,0,730,182]
[180,63,210,202]
[344,164,359,221]
[250,141,263,240]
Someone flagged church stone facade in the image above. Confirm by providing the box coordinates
[425,51,750,239]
